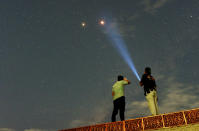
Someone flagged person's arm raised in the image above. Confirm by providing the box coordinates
[124,77,131,84]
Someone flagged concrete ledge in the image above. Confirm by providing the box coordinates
[59,108,199,131]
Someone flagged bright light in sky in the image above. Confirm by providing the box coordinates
[81,22,86,27]
[100,20,105,25]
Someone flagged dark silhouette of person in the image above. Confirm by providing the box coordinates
[139,67,159,116]
[111,75,130,122]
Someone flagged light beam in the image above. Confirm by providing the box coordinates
[103,21,140,81]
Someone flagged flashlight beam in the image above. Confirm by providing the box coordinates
[104,21,140,81]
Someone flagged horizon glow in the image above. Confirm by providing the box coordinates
[104,21,140,81]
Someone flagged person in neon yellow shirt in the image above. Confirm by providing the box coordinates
[111,75,130,122]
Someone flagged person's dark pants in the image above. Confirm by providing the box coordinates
[111,96,125,122]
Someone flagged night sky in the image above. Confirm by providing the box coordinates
[1,0,199,131]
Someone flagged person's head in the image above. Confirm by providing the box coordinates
[145,67,151,75]
[117,75,124,81]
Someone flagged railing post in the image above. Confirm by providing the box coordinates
[123,121,126,131]
[182,111,188,125]
[161,115,165,128]
[105,124,107,131]
[142,118,144,131]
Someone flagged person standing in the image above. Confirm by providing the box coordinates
[111,75,130,122]
[139,67,159,116]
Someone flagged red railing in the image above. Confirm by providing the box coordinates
[59,108,199,131]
